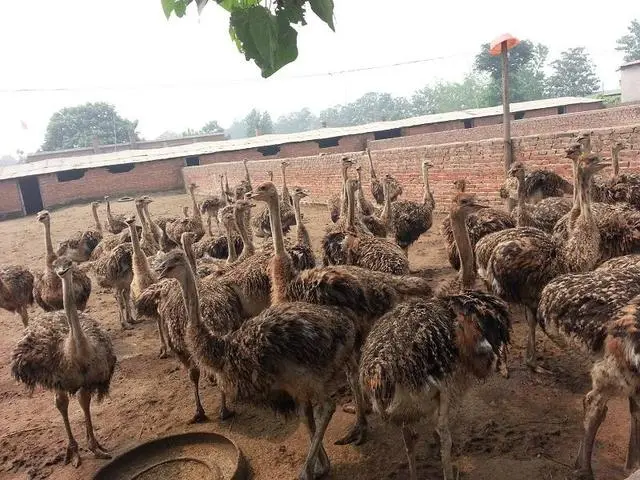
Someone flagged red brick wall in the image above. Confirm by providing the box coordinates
[372,104,640,150]
[38,158,185,208]
[183,123,640,213]
[404,120,465,135]
[0,180,23,217]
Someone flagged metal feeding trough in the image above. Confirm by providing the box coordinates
[92,432,247,480]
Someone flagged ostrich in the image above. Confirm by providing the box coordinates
[166,183,205,244]
[390,160,435,255]
[537,258,640,476]
[323,178,409,275]
[367,148,402,204]
[477,154,607,372]
[33,211,92,312]
[139,196,177,253]
[280,160,293,205]
[251,166,296,239]
[355,165,375,216]
[11,256,116,468]
[249,180,434,444]
[327,157,354,223]
[155,243,359,480]
[104,195,127,234]
[0,265,34,327]
[224,172,233,204]
[182,206,189,218]
[509,162,572,232]
[360,173,394,238]
[441,181,514,271]
[56,201,103,262]
[200,196,224,237]
[288,187,316,271]
[499,167,573,203]
[360,193,511,480]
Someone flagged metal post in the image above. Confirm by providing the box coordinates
[501,42,515,212]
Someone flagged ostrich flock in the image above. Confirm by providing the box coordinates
[2,136,640,480]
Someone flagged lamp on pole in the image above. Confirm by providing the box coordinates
[489,33,519,211]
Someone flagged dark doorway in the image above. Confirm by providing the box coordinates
[18,176,43,214]
[185,156,200,166]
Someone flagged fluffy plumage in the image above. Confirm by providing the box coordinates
[499,169,573,202]
[0,265,34,326]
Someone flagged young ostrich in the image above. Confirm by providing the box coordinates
[280,160,293,206]
[509,162,572,233]
[33,211,92,312]
[139,196,177,252]
[537,261,640,478]
[104,195,127,234]
[499,167,573,203]
[360,193,511,480]
[477,154,607,372]
[323,178,409,275]
[251,166,296,239]
[155,243,359,480]
[56,201,103,262]
[359,173,394,238]
[11,256,116,468]
[441,179,514,270]
[200,196,224,237]
[0,265,34,327]
[166,183,205,244]
[367,148,403,204]
[288,187,316,271]
[390,160,435,254]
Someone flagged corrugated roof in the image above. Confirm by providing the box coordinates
[621,59,640,69]
[0,96,601,181]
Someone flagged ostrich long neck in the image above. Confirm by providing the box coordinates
[219,176,228,206]
[569,159,581,228]
[42,220,56,267]
[181,236,198,271]
[422,165,434,208]
[356,170,368,212]
[135,203,153,246]
[281,165,290,201]
[267,196,285,256]
[189,188,202,222]
[379,181,392,227]
[243,162,252,189]
[367,151,377,179]
[128,219,154,281]
[613,147,621,178]
[106,198,115,224]
[346,185,356,230]
[142,203,163,243]
[234,210,255,259]
[225,222,238,263]
[267,195,295,305]
[61,271,87,348]
[293,197,311,247]
[91,206,102,233]
[515,171,530,227]
[178,258,226,370]
[340,164,350,216]
[450,209,476,290]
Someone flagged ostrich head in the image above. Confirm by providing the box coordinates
[91,201,100,210]
[565,142,583,161]
[422,160,433,169]
[53,256,73,278]
[248,181,279,204]
[450,193,488,216]
[36,210,50,224]
[453,179,466,193]
[154,249,189,282]
[293,187,309,200]
[234,198,255,212]
[508,162,526,179]
[579,154,610,178]
[189,183,198,193]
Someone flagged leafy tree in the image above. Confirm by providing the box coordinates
[200,120,223,133]
[319,92,411,127]
[243,109,274,136]
[41,102,139,152]
[162,0,335,78]
[412,74,491,115]
[616,19,640,62]
[274,107,319,134]
[547,47,600,97]
[474,40,549,104]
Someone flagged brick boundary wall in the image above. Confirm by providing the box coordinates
[182,123,640,213]
[0,180,23,218]
[370,104,640,151]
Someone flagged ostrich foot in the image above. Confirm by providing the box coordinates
[334,421,367,446]
[188,410,208,424]
[526,356,554,375]
[313,446,330,477]
[219,405,235,421]
[88,439,111,460]
[121,322,134,331]
[64,441,81,468]
[158,347,170,359]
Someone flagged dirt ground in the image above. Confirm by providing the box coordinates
[0,190,632,480]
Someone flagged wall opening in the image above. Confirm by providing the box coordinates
[315,137,340,148]
[257,145,281,156]
[514,111,525,120]
[106,163,135,173]
[18,176,43,214]
[56,169,86,182]
[373,128,402,140]
[463,119,474,129]
[185,156,200,166]
[557,106,567,115]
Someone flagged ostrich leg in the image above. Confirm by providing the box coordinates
[335,358,368,445]
[626,395,640,470]
[299,400,335,480]
[401,425,419,480]
[188,365,208,424]
[55,390,81,467]
[574,390,608,480]
[77,388,110,459]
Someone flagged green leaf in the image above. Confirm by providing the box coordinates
[247,6,278,72]
[276,1,306,25]
[217,0,260,12]
[161,0,176,19]
[174,0,188,17]
[309,0,334,31]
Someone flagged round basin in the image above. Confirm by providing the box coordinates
[92,432,247,480]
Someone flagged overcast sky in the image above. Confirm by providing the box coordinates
[0,0,636,156]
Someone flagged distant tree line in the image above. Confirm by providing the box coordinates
[38,19,638,151]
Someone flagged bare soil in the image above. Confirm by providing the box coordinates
[0,192,631,480]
